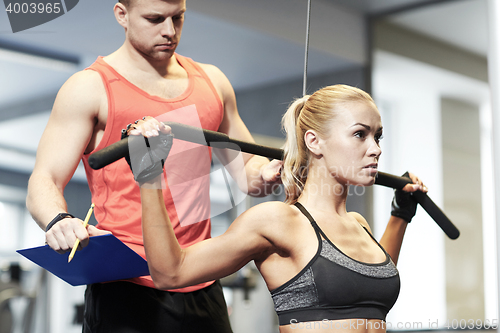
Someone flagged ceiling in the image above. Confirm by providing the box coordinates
[0,0,490,179]
[387,0,488,56]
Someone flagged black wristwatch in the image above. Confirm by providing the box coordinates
[45,213,75,232]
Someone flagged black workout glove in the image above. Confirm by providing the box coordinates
[121,127,174,185]
[390,171,418,223]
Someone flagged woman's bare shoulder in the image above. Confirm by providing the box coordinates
[247,201,296,218]
[348,211,373,233]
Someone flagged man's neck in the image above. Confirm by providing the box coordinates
[101,45,189,100]
[104,45,180,79]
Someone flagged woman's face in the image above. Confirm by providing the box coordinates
[316,101,383,186]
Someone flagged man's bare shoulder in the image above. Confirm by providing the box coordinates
[196,62,230,87]
[196,62,222,76]
[196,62,236,113]
[54,69,105,115]
[60,69,103,95]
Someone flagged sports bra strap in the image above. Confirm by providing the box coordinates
[294,203,391,263]
[294,202,348,244]
[294,202,320,229]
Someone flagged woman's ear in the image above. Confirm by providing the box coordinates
[114,3,128,29]
[304,130,322,157]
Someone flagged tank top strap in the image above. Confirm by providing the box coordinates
[86,56,121,82]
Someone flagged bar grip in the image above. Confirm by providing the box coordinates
[88,122,459,239]
[88,122,284,169]
[375,172,459,239]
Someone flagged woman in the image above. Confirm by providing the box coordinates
[126,84,427,332]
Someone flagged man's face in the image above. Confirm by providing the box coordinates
[123,0,186,61]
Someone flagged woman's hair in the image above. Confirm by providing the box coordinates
[281,84,376,204]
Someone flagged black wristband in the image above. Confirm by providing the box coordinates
[45,213,75,232]
[390,172,417,223]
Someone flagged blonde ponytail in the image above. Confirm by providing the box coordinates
[281,96,310,204]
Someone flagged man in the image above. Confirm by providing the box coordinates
[26,0,281,332]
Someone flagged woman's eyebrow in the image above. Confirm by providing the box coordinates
[350,123,383,132]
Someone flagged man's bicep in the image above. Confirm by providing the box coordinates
[33,71,102,188]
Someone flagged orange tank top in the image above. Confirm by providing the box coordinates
[82,54,223,292]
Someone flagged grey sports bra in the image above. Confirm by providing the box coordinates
[270,202,400,326]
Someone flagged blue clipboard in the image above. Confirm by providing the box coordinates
[17,234,150,286]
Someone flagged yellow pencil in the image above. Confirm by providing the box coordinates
[68,203,95,263]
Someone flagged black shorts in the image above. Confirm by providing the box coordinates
[83,280,233,333]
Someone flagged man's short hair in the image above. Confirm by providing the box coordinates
[119,0,132,7]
